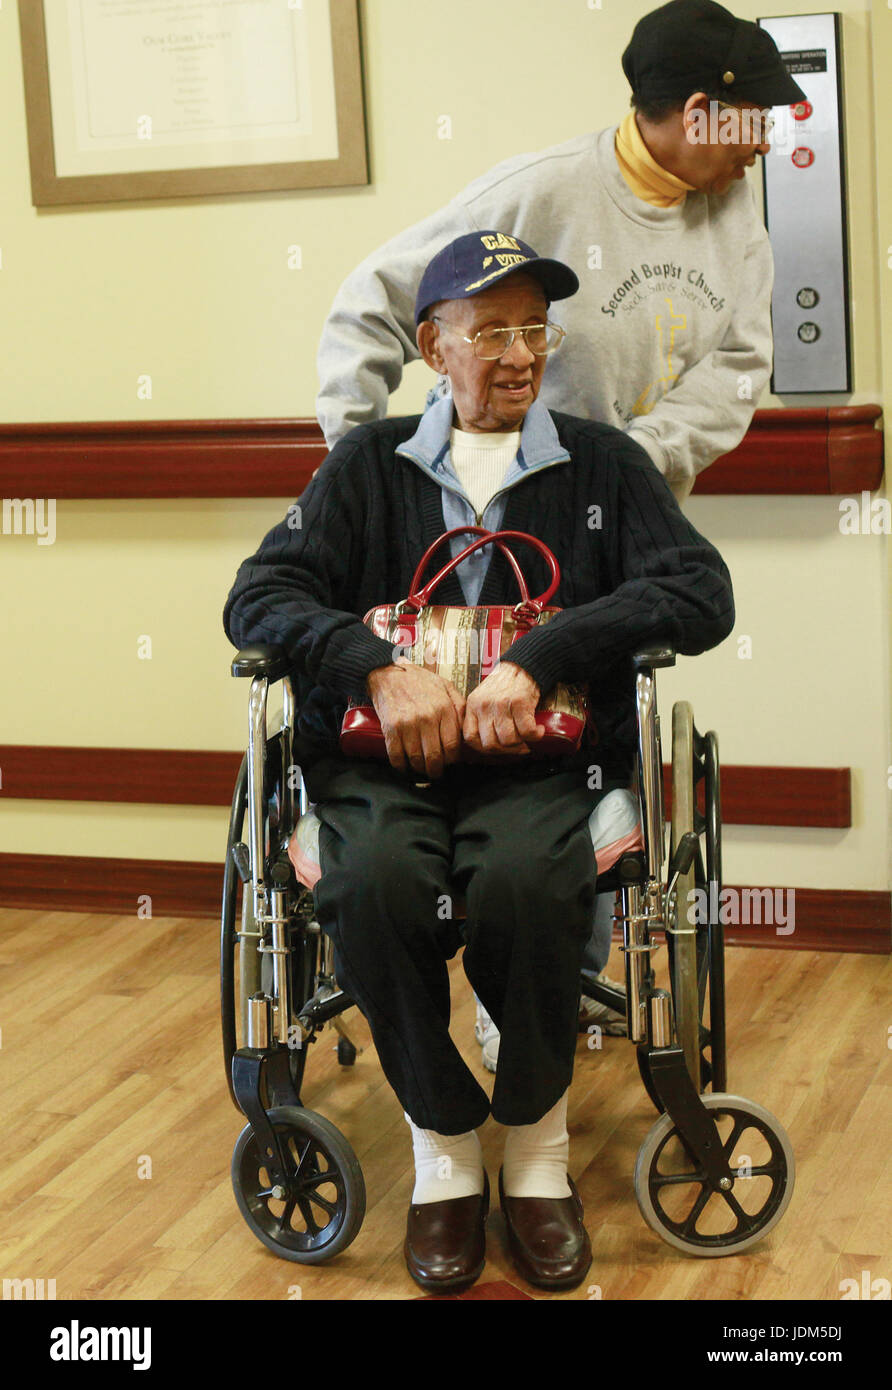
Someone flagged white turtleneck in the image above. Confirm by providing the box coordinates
[449,425,521,521]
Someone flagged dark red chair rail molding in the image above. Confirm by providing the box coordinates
[0,852,886,952]
[0,407,882,498]
[693,406,884,495]
[663,764,852,829]
[0,745,852,827]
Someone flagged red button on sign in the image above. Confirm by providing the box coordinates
[792,100,813,121]
[792,146,815,169]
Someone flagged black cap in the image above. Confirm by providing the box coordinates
[414,231,579,326]
[622,0,807,108]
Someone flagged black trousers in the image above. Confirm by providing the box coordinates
[302,750,620,1134]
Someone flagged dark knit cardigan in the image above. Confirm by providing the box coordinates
[223,411,735,779]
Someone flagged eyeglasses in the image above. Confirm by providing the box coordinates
[714,100,775,143]
[431,317,566,359]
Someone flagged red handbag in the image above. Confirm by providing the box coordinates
[339,527,595,763]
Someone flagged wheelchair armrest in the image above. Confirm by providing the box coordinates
[632,645,676,671]
[230,644,290,682]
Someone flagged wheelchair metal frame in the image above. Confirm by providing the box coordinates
[221,643,794,1261]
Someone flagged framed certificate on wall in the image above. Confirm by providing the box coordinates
[18,0,369,205]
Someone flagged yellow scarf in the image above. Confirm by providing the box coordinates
[614,111,697,208]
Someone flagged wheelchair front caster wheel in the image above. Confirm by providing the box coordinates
[232,1106,366,1263]
[337,1036,357,1066]
[633,1093,794,1256]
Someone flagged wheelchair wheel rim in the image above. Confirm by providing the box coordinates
[634,1093,795,1256]
[234,1114,351,1256]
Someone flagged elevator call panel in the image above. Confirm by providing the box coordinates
[758,13,851,393]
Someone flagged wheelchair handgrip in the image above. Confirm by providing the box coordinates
[632,645,677,671]
[231,644,290,681]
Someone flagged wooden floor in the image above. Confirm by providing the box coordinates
[0,906,889,1302]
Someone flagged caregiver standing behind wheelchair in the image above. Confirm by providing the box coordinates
[315,0,807,1074]
[223,233,735,1294]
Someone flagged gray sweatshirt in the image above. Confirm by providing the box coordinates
[315,124,774,501]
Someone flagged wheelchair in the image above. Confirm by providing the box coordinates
[221,643,795,1265]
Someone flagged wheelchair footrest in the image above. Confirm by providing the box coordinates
[298,988,355,1030]
[580,968,625,1016]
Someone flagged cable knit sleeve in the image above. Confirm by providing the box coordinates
[500,436,735,690]
[222,433,397,700]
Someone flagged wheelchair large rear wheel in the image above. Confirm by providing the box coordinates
[221,753,249,1109]
[645,703,725,1102]
[669,701,701,1092]
[222,740,318,1109]
[633,1093,795,1256]
[232,1106,366,1263]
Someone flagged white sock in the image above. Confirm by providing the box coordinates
[502,1089,572,1199]
[405,1113,485,1204]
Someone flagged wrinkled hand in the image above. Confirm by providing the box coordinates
[367,658,465,779]
[462,660,543,759]
[367,658,542,778]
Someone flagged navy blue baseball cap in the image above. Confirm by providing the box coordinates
[414,231,580,326]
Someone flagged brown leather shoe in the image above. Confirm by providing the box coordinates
[499,1168,592,1290]
[404,1173,489,1293]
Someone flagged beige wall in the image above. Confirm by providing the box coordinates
[0,0,888,901]
[871,0,892,894]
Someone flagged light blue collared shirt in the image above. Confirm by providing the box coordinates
[394,393,571,604]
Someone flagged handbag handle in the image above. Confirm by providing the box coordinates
[410,526,529,602]
[401,527,560,627]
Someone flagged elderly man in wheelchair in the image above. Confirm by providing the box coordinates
[222,230,753,1293]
